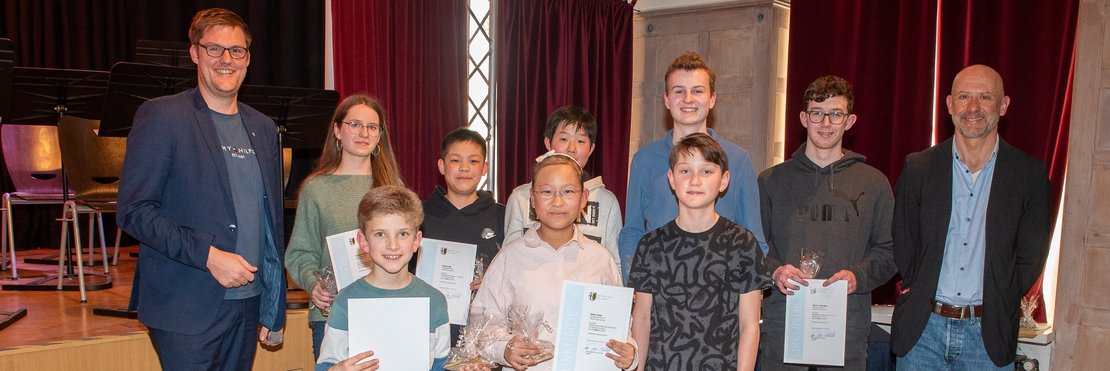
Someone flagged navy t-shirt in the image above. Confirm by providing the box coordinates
[211,110,265,299]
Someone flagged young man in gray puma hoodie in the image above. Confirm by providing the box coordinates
[757,75,897,370]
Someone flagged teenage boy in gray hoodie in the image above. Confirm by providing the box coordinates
[757,75,897,370]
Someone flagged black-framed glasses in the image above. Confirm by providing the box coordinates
[532,188,583,200]
[805,111,850,125]
[341,120,381,134]
[197,43,249,59]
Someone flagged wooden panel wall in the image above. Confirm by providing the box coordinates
[630,0,790,172]
[1052,0,1110,368]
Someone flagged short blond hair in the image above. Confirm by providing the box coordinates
[356,185,423,233]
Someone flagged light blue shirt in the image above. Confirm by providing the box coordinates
[936,138,998,306]
[618,128,768,282]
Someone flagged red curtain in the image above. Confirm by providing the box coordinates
[934,0,1077,322]
[787,1,939,305]
[786,0,938,190]
[494,0,634,205]
[788,1,1077,314]
[331,0,467,198]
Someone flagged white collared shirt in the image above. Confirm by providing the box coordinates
[471,225,623,369]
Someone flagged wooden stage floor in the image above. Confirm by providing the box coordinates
[0,246,145,348]
[0,246,315,370]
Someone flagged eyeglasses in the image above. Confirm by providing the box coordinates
[532,188,583,200]
[342,121,381,134]
[805,111,850,125]
[197,43,249,59]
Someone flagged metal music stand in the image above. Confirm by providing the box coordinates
[0,38,14,271]
[97,62,196,268]
[0,308,27,331]
[91,62,195,318]
[0,37,13,62]
[238,85,337,311]
[133,40,194,67]
[5,67,107,124]
[0,38,27,327]
[0,38,14,119]
[237,84,338,150]
[236,84,338,197]
[98,62,197,138]
[1,67,111,292]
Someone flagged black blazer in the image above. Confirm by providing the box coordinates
[890,137,1051,366]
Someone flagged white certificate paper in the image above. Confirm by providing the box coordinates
[784,279,847,366]
[348,297,430,369]
[551,281,633,371]
[414,238,478,325]
[325,229,371,290]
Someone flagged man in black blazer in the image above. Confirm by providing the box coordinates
[891,64,1051,370]
[117,8,285,370]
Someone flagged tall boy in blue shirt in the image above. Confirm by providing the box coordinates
[618,52,767,281]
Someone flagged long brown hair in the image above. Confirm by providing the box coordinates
[304,94,404,189]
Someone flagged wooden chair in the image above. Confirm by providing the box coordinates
[0,124,72,280]
[56,116,126,302]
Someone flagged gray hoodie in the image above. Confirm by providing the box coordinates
[757,143,896,339]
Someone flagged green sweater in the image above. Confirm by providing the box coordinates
[284,174,373,322]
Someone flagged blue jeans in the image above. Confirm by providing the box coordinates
[310,320,326,361]
[896,312,1011,371]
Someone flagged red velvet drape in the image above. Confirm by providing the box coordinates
[934,0,1077,322]
[789,1,1078,320]
[786,0,938,194]
[787,1,940,305]
[494,0,634,205]
[331,0,467,198]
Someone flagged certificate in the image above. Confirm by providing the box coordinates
[551,281,633,371]
[325,229,371,290]
[784,279,847,366]
[414,238,478,325]
[348,298,430,369]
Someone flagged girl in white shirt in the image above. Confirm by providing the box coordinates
[470,154,637,371]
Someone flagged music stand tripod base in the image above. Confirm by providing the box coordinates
[2,273,112,292]
[92,307,137,319]
[0,308,28,331]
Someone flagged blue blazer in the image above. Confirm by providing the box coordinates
[118,88,286,335]
[891,138,1051,366]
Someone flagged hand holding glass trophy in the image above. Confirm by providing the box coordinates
[799,248,823,279]
[445,311,499,370]
[312,267,339,316]
[473,256,486,293]
[507,304,555,363]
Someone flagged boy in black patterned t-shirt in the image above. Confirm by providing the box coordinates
[628,133,770,371]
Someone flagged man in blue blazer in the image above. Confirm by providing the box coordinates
[117,8,285,370]
[891,64,1051,369]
